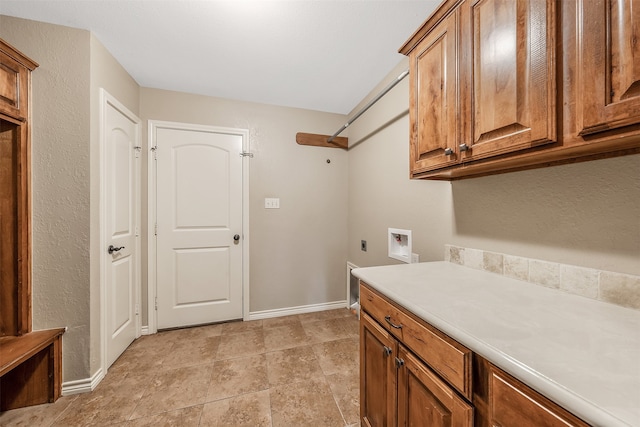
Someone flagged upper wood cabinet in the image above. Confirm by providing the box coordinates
[409,7,460,174]
[401,0,640,180]
[460,0,556,161]
[577,0,640,136]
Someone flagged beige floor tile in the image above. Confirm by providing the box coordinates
[262,315,300,329]
[52,382,142,426]
[266,345,324,387]
[1,313,360,427]
[125,405,203,426]
[313,337,359,376]
[215,329,266,360]
[263,322,311,351]
[161,336,220,370]
[168,322,225,340]
[130,364,213,419]
[0,395,77,427]
[206,354,269,402]
[109,345,165,376]
[342,315,360,337]
[327,371,360,425]
[221,319,263,335]
[270,376,345,427]
[302,318,352,343]
[200,390,271,427]
[298,308,353,324]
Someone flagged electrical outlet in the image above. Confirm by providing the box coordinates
[411,253,419,263]
[361,240,367,252]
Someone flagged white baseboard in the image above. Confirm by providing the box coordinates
[62,368,105,396]
[248,300,348,320]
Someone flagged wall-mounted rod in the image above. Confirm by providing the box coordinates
[327,69,409,143]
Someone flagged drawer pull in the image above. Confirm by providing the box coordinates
[383,346,393,357]
[385,315,403,329]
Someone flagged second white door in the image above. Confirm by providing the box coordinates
[155,124,243,329]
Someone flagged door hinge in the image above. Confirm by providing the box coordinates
[240,152,254,158]
[151,146,158,160]
[135,225,140,237]
[134,146,142,158]
[154,223,158,236]
[135,304,139,315]
[155,297,158,311]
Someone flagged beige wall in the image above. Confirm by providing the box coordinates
[0,16,92,381]
[348,59,640,278]
[89,33,140,374]
[139,88,349,318]
[348,59,453,268]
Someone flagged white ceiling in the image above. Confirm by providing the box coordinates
[0,0,440,114]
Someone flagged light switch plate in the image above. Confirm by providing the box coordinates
[265,198,280,209]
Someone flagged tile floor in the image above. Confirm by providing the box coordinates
[0,309,361,426]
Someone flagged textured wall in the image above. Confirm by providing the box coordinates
[139,88,349,317]
[0,16,92,381]
[348,59,640,280]
[348,59,453,268]
[89,34,140,374]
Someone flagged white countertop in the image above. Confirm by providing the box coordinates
[352,262,640,427]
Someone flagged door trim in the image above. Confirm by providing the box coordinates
[99,89,142,375]
[147,120,250,334]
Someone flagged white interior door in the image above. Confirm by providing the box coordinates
[104,94,140,368]
[155,125,243,329]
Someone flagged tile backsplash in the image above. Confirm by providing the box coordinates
[445,245,640,311]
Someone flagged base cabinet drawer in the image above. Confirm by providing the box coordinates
[489,366,590,427]
[360,282,472,399]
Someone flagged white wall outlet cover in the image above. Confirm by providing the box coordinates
[388,228,412,263]
[265,198,280,209]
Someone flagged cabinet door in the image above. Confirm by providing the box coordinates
[577,0,640,135]
[461,0,556,160]
[0,50,29,121]
[361,312,396,427]
[397,346,473,427]
[409,7,460,175]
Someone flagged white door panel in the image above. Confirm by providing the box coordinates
[104,96,140,368]
[156,126,243,329]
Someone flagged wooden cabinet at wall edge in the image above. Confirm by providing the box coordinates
[401,0,640,180]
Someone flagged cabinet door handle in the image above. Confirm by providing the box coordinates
[383,346,392,357]
[444,147,454,156]
[395,357,405,368]
[385,315,403,329]
[459,143,470,152]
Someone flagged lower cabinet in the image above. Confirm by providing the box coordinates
[360,282,591,427]
[360,312,472,427]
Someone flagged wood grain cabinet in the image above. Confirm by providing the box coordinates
[401,0,640,180]
[576,0,640,136]
[360,282,591,427]
[360,283,473,427]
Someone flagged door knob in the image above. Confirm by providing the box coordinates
[108,245,125,254]
[233,234,240,242]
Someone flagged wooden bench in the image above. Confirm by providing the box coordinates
[0,328,65,411]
